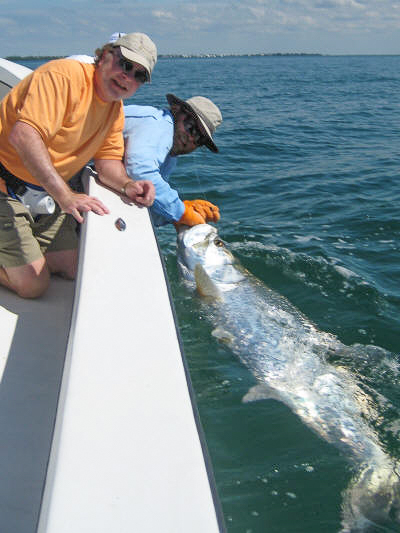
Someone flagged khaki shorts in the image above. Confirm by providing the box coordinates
[0,192,79,268]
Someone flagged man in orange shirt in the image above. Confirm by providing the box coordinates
[0,33,156,298]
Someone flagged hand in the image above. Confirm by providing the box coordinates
[187,199,220,223]
[174,199,220,228]
[57,190,110,223]
[124,180,155,207]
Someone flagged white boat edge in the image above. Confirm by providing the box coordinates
[0,57,32,100]
[0,59,226,533]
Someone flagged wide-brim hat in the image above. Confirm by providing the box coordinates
[114,32,157,81]
[166,93,222,153]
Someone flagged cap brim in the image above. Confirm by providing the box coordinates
[166,93,218,153]
[119,45,151,81]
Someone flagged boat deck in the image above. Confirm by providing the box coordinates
[0,278,74,532]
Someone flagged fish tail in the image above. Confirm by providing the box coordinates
[340,458,400,531]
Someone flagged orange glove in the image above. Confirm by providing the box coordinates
[175,199,220,228]
[188,199,220,223]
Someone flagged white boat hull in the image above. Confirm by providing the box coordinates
[38,172,224,533]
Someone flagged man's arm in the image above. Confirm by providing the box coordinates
[123,113,182,222]
[9,121,109,223]
[94,158,155,207]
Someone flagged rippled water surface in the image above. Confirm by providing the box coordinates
[21,55,400,532]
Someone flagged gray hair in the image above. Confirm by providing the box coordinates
[94,43,114,66]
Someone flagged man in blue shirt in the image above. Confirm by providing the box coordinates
[123,93,222,227]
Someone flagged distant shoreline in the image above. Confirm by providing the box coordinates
[6,53,324,61]
[5,53,399,61]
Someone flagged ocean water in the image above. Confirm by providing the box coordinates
[20,55,400,532]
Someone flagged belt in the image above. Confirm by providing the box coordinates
[0,162,45,196]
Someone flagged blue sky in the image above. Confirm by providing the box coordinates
[1,0,399,56]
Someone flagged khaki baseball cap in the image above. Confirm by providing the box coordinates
[166,94,223,153]
[114,32,157,81]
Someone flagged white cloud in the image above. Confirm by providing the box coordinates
[152,10,175,20]
[315,0,365,8]
[0,0,399,56]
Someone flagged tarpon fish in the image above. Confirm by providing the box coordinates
[177,223,400,532]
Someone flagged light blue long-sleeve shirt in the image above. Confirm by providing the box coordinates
[123,104,185,226]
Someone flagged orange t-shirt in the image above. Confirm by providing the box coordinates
[0,59,124,187]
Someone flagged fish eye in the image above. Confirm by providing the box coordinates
[214,238,225,248]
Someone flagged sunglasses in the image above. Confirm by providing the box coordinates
[183,117,205,146]
[111,49,149,83]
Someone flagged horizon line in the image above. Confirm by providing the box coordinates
[5,52,400,61]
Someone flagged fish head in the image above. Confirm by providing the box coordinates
[177,224,233,276]
[177,224,244,290]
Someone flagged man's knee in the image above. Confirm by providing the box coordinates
[14,274,50,299]
[46,249,78,280]
[1,260,50,299]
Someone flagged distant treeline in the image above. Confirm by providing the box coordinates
[6,56,63,60]
[6,53,323,61]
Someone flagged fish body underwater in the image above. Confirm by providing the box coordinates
[176,224,400,532]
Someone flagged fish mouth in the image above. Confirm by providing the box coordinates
[177,223,238,285]
[176,224,216,277]
[178,223,216,248]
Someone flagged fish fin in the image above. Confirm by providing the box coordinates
[194,264,222,300]
[212,326,235,345]
[242,384,281,403]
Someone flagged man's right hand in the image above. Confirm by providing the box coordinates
[175,199,220,227]
[58,190,110,223]
[123,179,155,207]
[187,199,220,223]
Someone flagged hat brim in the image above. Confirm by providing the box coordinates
[166,93,218,153]
[119,45,151,81]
